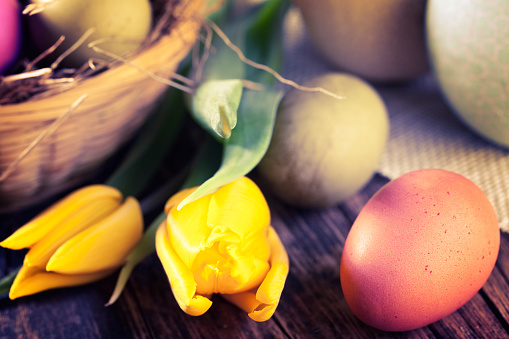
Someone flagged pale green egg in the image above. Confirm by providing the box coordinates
[257,73,389,208]
[427,0,509,148]
[28,0,152,68]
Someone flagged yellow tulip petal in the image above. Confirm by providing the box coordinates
[183,294,214,317]
[46,197,143,274]
[248,301,278,322]
[222,290,277,322]
[222,290,259,313]
[0,185,122,250]
[218,227,288,322]
[228,233,270,289]
[24,197,122,268]
[9,264,113,300]
[191,225,270,295]
[192,249,264,296]
[156,221,212,316]
[207,177,270,239]
[164,187,197,214]
[240,227,271,261]
[233,257,270,291]
[157,178,287,321]
[9,264,38,298]
[256,226,289,305]
[167,193,212,268]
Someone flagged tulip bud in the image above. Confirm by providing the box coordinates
[1,185,143,299]
[156,176,289,321]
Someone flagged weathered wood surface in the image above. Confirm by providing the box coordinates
[1,172,508,338]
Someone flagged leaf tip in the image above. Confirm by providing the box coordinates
[105,262,135,307]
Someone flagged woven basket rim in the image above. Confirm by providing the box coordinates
[0,0,204,121]
[0,0,206,213]
[0,0,203,107]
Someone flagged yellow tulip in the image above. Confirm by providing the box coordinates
[156,176,289,322]
[1,185,143,300]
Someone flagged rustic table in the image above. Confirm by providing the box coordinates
[1,171,508,338]
[1,6,508,337]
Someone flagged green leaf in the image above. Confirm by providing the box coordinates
[178,0,289,209]
[200,24,246,81]
[191,79,243,139]
[201,0,289,83]
[178,89,282,210]
[190,0,289,142]
[206,0,234,24]
[244,0,291,84]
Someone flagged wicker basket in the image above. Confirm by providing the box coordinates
[0,0,204,212]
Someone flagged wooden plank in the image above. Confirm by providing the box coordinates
[493,231,509,286]
[112,255,287,339]
[482,266,509,329]
[0,173,507,338]
[428,291,508,338]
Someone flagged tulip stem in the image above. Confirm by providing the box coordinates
[106,211,166,306]
[0,267,20,297]
[105,88,186,199]
[180,136,223,189]
[138,165,190,216]
[107,137,222,306]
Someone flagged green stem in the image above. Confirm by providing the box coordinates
[105,88,186,198]
[0,267,20,297]
[105,211,166,306]
[138,164,190,216]
[107,137,222,306]
[181,136,223,189]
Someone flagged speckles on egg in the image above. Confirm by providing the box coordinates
[340,169,500,332]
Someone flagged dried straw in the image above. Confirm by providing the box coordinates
[0,0,205,212]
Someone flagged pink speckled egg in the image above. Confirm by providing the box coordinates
[0,0,22,74]
[340,169,500,332]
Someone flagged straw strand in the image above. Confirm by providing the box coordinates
[0,94,88,182]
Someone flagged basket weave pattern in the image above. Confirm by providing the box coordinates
[0,0,204,211]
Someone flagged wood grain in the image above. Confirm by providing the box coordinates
[0,173,508,338]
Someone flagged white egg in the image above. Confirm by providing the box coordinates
[28,0,152,68]
[427,0,509,148]
[293,0,429,82]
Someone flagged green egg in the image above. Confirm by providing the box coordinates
[427,0,509,148]
[257,73,389,208]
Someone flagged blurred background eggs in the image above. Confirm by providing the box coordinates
[427,0,509,148]
[0,0,22,74]
[27,0,153,68]
[292,0,429,83]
